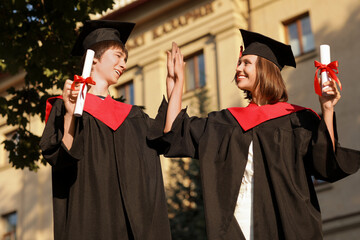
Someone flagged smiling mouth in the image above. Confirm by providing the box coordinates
[237,74,247,81]
[115,70,122,77]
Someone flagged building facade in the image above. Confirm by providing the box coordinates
[0,0,359,239]
[0,72,53,239]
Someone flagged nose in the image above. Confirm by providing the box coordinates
[119,60,126,71]
[236,62,243,72]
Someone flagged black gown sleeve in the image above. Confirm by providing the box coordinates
[147,97,207,159]
[310,113,360,182]
[40,99,83,171]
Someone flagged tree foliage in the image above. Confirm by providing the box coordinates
[167,157,207,240]
[0,0,115,170]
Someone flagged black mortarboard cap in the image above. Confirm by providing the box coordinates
[71,20,136,56]
[240,29,296,70]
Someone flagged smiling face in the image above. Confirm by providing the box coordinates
[92,46,127,86]
[235,54,258,93]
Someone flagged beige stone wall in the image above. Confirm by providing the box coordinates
[0,92,53,239]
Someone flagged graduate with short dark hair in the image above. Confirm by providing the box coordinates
[40,20,171,240]
[150,30,360,239]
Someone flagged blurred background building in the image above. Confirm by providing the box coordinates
[0,0,359,239]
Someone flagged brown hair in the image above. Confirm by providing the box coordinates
[80,40,128,68]
[243,56,288,103]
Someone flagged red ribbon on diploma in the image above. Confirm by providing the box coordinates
[314,60,342,96]
[71,75,96,97]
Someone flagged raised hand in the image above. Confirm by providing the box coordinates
[167,42,177,79]
[319,78,341,151]
[166,42,177,100]
[319,79,341,111]
[164,42,185,133]
[174,43,185,86]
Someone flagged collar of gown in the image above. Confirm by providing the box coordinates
[83,93,132,130]
[45,93,132,131]
[227,101,319,131]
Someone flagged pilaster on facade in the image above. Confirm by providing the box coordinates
[141,56,168,117]
[214,27,248,109]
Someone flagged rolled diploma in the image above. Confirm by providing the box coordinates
[320,45,330,94]
[74,49,95,117]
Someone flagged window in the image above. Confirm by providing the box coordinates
[284,13,315,57]
[117,81,134,105]
[2,211,17,240]
[185,51,206,92]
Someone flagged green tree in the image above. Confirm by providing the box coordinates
[166,88,210,240]
[0,0,115,170]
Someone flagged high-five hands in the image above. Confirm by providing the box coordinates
[164,42,185,133]
[166,42,185,100]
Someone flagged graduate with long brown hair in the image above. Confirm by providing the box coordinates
[150,30,360,239]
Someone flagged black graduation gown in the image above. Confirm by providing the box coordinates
[149,99,360,240]
[40,94,171,240]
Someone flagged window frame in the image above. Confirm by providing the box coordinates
[283,12,315,57]
[116,80,134,105]
[184,50,206,92]
[2,211,17,240]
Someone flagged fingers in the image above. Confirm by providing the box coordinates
[174,48,185,82]
[166,51,171,61]
[166,51,173,68]
[172,42,183,64]
[175,51,184,65]
[64,79,80,91]
[63,79,80,103]
[168,42,183,79]
[172,42,177,57]
[320,80,341,110]
[174,50,183,67]
[322,80,340,97]
[169,42,181,61]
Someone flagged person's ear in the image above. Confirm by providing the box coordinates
[93,57,99,65]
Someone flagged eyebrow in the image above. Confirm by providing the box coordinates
[238,58,251,63]
[239,56,254,62]
[116,50,127,60]
[115,50,125,56]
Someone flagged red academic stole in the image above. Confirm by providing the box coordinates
[44,94,132,131]
[228,102,319,131]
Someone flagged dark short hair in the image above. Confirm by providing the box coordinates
[80,40,128,68]
[243,56,288,103]
[90,40,128,60]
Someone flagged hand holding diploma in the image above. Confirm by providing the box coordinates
[73,49,96,117]
[314,45,342,150]
[61,49,95,149]
[314,45,342,96]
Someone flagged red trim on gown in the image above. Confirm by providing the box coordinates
[45,94,132,131]
[228,102,319,131]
